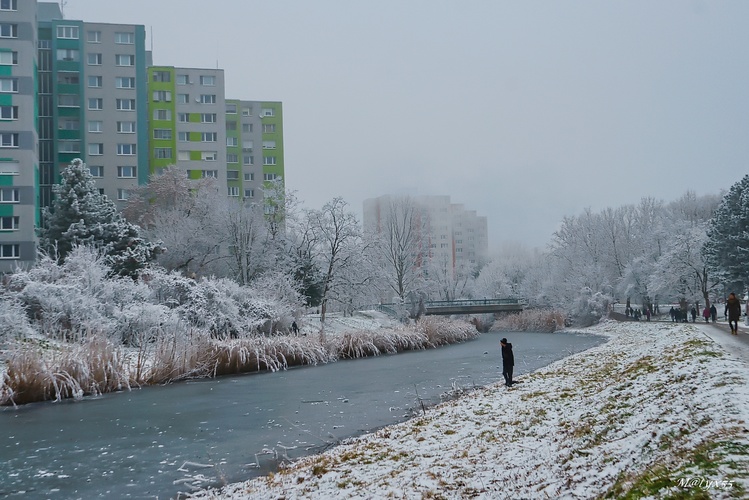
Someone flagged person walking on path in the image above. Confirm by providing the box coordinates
[500,338,515,387]
[726,292,742,335]
[691,307,697,323]
[703,306,711,323]
[710,304,717,323]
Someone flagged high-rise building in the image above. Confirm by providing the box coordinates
[0,0,38,272]
[363,194,489,270]
[37,4,148,208]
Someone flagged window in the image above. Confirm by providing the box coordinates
[176,74,190,85]
[177,150,190,161]
[115,32,134,44]
[115,76,136,89]
[201,170,217,178]
[89,165,103,177]
[226,137,238,147]
[243,155,253,165]
[227,154,238,163]
[200,75,216,86]
[177,113,190,123]
[57,72,79,85]
[116,54,135,66]
[152,71,171,82]
[116,98,136,111]
[227,170,239,180]
[153,129,172,140]
[87,53,102,65]
[263,156,277,165]
[228,186,239,197]
[0,216,19,230]
[117,121,136,133]
[226,103,237,114]
[0,23,18,38]
[201,132,217,142]
[0,133,19,148]
[0,188,19,202]
[226,121,237,131]
[56,25,79,39]
[201,152,217,161]
[242,107,252,116]
[262,108,275,117]
[0,0,18,10]
[58,94,80,107]
[263,124,276,133]
[58,140,80,153]
[199,94,216,104]
[264,173,279,181]
[98,188,105,196]
[88,98,103,110]
[244,173,254,182]
[117,144,136,155]
[117,166,136,178]
[153,109,171,120]
[178,131,189,142]
[117,189,128,201]
[200,113,216,123]
[244,189,254,198]
[177,93,189,104]
[88,143,103,155]
[154,148,172,159]
[88,75,102,88]
[242,123,253,133]
[0,78,18,92]
[0,51,18,65]
[0,244,20,259]
[87,30,101,43]
[242,140,253,150]
[152,90,171,102]
[262,140,276,149]
[0,105,18,120]
[57,116,81,130]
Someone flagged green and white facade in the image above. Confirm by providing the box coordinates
[0,1,285,272]
[0,0,38,272]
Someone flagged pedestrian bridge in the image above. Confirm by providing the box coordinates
[377,298,527,316]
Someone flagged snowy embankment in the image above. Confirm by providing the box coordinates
[191,321,749,499]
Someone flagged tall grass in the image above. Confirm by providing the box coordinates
[1,317,479,406]
[492,309,567,333]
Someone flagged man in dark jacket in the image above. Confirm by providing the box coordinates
[500,338,515,387]
[726,293,742,335]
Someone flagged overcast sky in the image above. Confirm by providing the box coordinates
[64,0,749,249]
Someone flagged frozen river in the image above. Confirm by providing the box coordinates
[0,330,605,499]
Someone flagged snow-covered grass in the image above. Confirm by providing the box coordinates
[0,313,477,406]
[189,321,749,499]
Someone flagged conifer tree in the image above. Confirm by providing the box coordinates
[38,159,162,277]
[704,174,749,289]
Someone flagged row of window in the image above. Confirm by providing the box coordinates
[225,104,276,117]
[55,26,136,45]
[55,49,135,66]
[87,143,137,155]
[58,120,137,133]
[72,97,137,110]
[87,165,136,178]
[152,72,216,86]
[0,244,20,259]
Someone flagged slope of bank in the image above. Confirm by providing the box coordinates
[191,321,749,499]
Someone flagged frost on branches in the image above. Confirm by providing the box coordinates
[705,174,749,289]
[38,159,162,277]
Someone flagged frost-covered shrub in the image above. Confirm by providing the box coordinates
[493,309,567,332]
[0,294,33,345]
[569,287,611,327]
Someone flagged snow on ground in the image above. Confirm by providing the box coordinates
[190,320,749,499]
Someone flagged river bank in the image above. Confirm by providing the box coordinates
[190,321,749,499]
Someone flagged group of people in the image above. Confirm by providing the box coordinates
[625,306,651,321]
[667,293,744,335]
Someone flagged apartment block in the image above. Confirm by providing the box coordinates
[37,5,148,207]
[0,0,38,272]
[225,99,284,204]
[148,66,226,185]
[363,195,489,270]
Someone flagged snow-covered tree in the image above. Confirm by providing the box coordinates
[705,175,749,290]
[39,159,161,277]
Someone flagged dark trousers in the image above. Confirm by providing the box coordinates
[503,365,513,386]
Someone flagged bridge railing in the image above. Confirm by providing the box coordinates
[424,298,527,308]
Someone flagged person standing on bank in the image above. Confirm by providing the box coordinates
[726,292,742,335]
[500,338,515,387]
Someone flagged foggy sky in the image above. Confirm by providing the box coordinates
[64,0,749,250]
